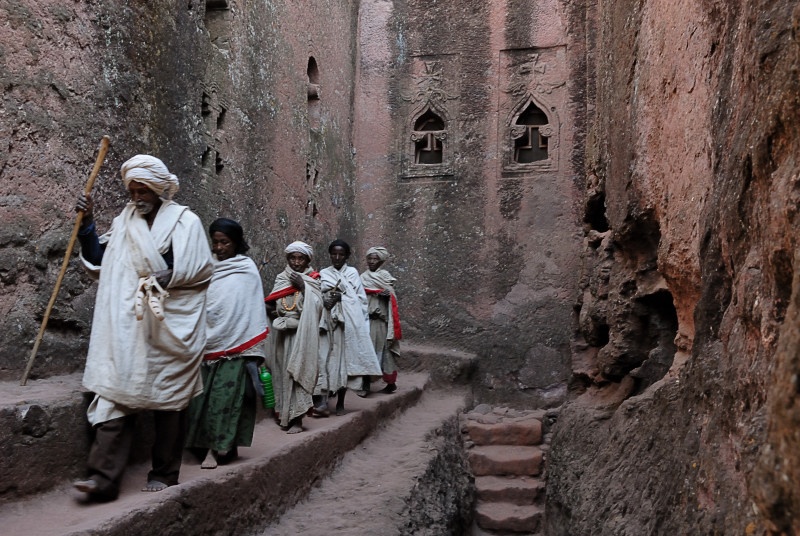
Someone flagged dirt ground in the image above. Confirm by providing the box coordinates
[260,388,468,535]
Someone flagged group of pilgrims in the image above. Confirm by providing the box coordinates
[71,154,402,500]
[190,229,403,469]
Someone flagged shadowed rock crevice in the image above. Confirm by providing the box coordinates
[575,202,675,395]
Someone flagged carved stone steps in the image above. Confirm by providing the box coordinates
[475,475,545,505]
[464,415,543,446]
[468,445,544,477]
[462,405,551,535]
[475,501,544,533]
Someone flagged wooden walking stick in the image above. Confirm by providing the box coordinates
[20,135,111,386]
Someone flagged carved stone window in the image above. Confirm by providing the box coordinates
[204,0,230,49]
[513,102,548,163]
[202,146,224,175]
[307,57,320,101]
[216,105,226,131]
[503,95,559,174]
[402,104,453,179]
[200,86,227,176]
[307,57,320,129]
[400,60,457,180]
[412,109,445,165]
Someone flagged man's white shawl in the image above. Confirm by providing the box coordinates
[81,201,213,410]
[360,268,398,341]
[267,266,324,394]
[205,255,267,359]
[319,264,382,376]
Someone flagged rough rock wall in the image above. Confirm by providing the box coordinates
[547,0,800,533]
[0,0,359,380]
[400,415,474,535]
[354,0,585,406]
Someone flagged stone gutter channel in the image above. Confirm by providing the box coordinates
[0,370,482,535]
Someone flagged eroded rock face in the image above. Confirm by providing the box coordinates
[548,0,800,533]
[0,1,359,380]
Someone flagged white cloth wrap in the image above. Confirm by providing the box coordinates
[319,264,382,381]
[284,240,313,260]
[121,154,180,199]
[366,246,389,261]
[266,267,325,425]
[360,268,398,341]
[81,201,213,421]
[205,255,268,358]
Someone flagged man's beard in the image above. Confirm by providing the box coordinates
[134,201,155,215]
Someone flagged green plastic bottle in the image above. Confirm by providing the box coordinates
[259,367,275,409]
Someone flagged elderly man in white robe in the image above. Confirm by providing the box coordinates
[319,239,382,416]
[72,155,213,501]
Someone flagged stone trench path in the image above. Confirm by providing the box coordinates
[1,372,475,535]
[1,344,554,535]
[260,388,468,535]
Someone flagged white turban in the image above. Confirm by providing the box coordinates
[366,246,389,261]
[121,155,180,199]
[285,240,313,260]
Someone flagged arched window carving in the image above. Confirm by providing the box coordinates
[411,108,445,165]
[503,95,559,174]
[512,101,548,163]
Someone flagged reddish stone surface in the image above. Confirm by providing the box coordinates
[465,417,543,446]
[547,0,800,534]
[3,1,799,534]
[468,445,543,477]
[475,501,543,533]
[475,475,544,505]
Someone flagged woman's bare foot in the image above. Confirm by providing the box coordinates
[286,423,303,434]
[142,480,168,492]
[201,451,217,469]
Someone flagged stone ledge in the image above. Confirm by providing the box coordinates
[0,373,431,535]
[399,341,479,386]
[1,373,92,503]
[264,388,474,535]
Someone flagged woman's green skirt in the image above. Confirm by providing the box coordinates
[186,357,257,451]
